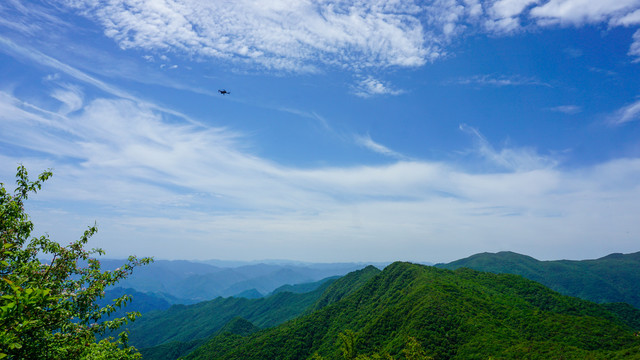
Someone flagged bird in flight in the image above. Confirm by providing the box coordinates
[218,89,230,95]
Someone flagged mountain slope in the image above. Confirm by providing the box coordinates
[271,276,340,295]
[126,285,329,349]
[99,287,171,315]
[139,317,260,360]
[436,251,640,308]
[185,262,640,360]
[126,267,380,350]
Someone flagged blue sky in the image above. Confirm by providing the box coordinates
[1,0,639,263]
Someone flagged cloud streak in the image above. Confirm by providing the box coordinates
[354,134,406,159]
[352,76,404,98]
[451,74,552,88]
[459,124,558,171]
[2,86,638,261]
[548,105,582,114]
[610,99,640,124]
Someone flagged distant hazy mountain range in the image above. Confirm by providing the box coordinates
[100,259,380,303]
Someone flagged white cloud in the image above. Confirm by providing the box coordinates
[630,29,640,60]
[459,124,558,171]
[484,0,539,32]
[58,0,433,72]
[612,8,640,26]
[44,73,61,81]
[2,89,639,261]
[548,105,581,114]
[563,47,583,58]
[50,84,84,115]
[5,0,639,73]
[491,0,539,18]
[278,108,333,131]
[610,99,640,124]
[464,0,484,17]
[0,0,70,35]
[352,76,404,98]
[0,35,203,126]
[354,134,406,159]
[451,74,551,87]
[530,0,640,25]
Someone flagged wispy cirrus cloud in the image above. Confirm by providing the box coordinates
[630,29,640,60]
[451,74,552,88]
[50,83,84,115]
[610,99,640,125]
[0,35,203,126]
[0,0,70,35]
[354,133,406,159]
[278,107,333,131]
[3,89,639,261]
[548,105,582,114]
[459,123,558,171]
[352,76,404,98]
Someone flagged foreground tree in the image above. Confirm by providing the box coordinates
[0,166,152,359]
[308,331,432,360]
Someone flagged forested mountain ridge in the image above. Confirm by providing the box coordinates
[126,266,381,351]
[99,287,171,315]
[183,262,640,360]
[127,282,331,349]
[139,317,260,360]
[436,251,640,308]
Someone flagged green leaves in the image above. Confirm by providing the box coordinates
[1,166,151,359]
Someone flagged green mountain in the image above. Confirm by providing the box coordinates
[271,276,340,295]
[184,262,640,360]
[436,251,640,308]
[231,288,263,299]
[127,288,326,350]
[126,267,381,352]
[217,317,261,336]
[139,317,261,360]
[99,287,171,315]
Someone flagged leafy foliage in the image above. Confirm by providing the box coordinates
[0,166,151,359]
[601,302,640,330]
[317,332,432,360]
